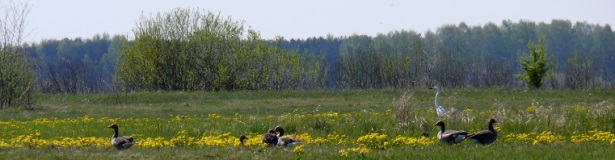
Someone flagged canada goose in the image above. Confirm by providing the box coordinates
[262,129,278,146]
[434,121,467,145]
[429,86,446,118]
[239,135,248,147]
[274,126,296,146]
[107,124,135,150]
[467,119,498,145]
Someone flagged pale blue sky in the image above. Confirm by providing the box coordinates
[23,0,615,43]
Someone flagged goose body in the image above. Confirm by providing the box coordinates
[262,129,278,146]
[467,119,498,145]
[434,121,467,145]
[274,126,296,146]
[107,124,135,150]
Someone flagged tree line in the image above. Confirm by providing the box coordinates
[279,20,615,89]
[16,12,615,95]
[25,34,121,93]
[23,8,325,93]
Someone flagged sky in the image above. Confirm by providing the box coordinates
[20,0,615,43]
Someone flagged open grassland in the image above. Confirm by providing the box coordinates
[1,89,615,159]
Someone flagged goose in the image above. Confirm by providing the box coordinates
[261,129,278,146]
[274,126,296,146]
[239,135,249,147]
[467,119,498,145]
[107,124,135,150]
[429,86,446,118]
[434,121,468,145]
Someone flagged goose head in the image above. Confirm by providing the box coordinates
[489,119,498,130]
[240,135,249,141]
[489,119,498,124]
[274,126,285,137]
[107,123,118,129]
[107,123,120,138]
[239,135,248,145]
[434,121,446,131]
[267,129,276,134]
[434,121,445,127]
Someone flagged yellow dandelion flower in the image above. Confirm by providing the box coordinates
[533,131,564,144]
[208,113,222,119]
[292,144,305,154]
[294,133,313,144]
[463,108,473,114]
[525,106,538,113]
[339,146,372,156]
[357,133,388,149]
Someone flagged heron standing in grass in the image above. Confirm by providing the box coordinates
[430,85,446,118]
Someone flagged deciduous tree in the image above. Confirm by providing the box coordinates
[117,8,317,91]
[0,0,33,109]
[516,38,552,89]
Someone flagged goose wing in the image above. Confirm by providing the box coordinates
[278,135,297,146]
[439,130,468,144]
[262,132,278,146]
[467,130,497,145]
[111,136,135,149]
[468,130,493,137]
[442,130,467,136]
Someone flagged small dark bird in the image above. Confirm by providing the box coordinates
[107,124,135,150]
[239,135,248,147]
[434,121,468,145]
[467,119,498,145]
[261,129,278,146]
[419,121,431,138]
[274,126,296,146]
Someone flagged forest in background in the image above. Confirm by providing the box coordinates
[22,19,615,93]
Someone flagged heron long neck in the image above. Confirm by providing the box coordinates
[112,127,119,138]
[434,88,440,107]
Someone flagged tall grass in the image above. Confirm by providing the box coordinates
[1,89,614,159]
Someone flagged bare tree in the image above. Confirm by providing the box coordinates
[565,54,593,89]
[484,58,514,88]
[0,0,32,109]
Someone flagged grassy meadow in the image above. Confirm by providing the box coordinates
[1,89,615,159]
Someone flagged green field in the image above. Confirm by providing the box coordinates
[1,89,615,159]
